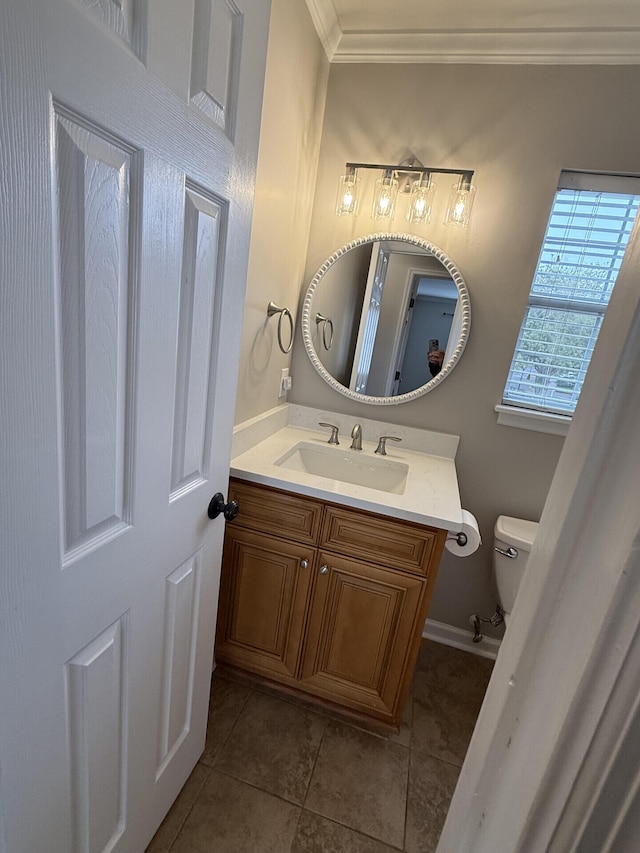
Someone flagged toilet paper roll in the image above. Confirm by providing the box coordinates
[445,509,482,556]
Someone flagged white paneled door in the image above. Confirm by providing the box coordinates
[0,1,270,851]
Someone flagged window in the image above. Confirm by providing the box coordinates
[501,172,640,426]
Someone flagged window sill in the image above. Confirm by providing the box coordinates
[495,404,571,437]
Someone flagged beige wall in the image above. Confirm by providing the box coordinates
[286,63,640,633]
[234,0,329,424]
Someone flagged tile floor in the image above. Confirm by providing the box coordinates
[146,639,494,853]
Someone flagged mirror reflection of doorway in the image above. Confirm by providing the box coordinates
[391,276,458,396]
[344,240,466,398]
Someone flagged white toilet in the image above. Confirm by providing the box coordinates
[493,515,539,621]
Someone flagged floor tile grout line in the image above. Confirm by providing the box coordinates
[206,676,255,770]
[403,732,411,853]
[165,764,212,853]
[301,714,329,810]
[205,763,308,809]
[409,744,463,771]
[300,806,404,852]
[289,806,306,853]
[404,693,414,756]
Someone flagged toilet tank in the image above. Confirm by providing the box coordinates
[494,515,539,614]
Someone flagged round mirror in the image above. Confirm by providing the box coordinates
[301,233,471,405]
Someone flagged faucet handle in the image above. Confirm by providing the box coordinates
[375,435,402,456]
[319,422,340,445]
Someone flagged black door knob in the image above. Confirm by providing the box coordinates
[207,493,239,521]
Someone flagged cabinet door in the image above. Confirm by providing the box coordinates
[300,552,426,723]
[215,528,315,681]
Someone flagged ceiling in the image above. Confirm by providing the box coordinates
[304,0,640,64]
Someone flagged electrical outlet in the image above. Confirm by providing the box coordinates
[278,368,292,398]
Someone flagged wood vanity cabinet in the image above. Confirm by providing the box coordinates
[215,478,447,727]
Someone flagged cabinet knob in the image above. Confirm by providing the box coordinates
[319,564,329,575]
[300,559,309,569]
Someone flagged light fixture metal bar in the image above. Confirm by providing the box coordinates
[345,162,474,181]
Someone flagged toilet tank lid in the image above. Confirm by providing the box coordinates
[495,515,539,552]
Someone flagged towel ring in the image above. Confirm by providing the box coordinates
[267,301,294,354]
[315,313,334,351]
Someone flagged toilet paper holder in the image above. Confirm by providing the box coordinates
[445,510,481,557]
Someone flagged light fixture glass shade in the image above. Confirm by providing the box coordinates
[444,180,476,227]
[335,173,360,216]
[406,176,436,224]
[371,173,399,220]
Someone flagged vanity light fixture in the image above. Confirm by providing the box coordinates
[371,169,399,220]
[334,161,476,227]
[335,166,360,216]
[406,173,436,224]
[444,174,476,227]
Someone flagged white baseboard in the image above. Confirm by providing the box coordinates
[423,618,502,661]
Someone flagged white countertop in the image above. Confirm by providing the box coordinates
[229,406,464,532]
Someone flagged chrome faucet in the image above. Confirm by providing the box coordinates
[375,435,402,456]
[350,423,362,450]
[319,422,340,445]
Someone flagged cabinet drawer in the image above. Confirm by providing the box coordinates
[229,478,323,545]
[321,505,444,575]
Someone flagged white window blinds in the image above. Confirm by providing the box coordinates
[502,173,640,415]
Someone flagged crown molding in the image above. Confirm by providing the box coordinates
[334,29,640,65]
[304,1,640,64]
[303,0,341,60]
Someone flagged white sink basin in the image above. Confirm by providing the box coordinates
[274,441,409,495]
